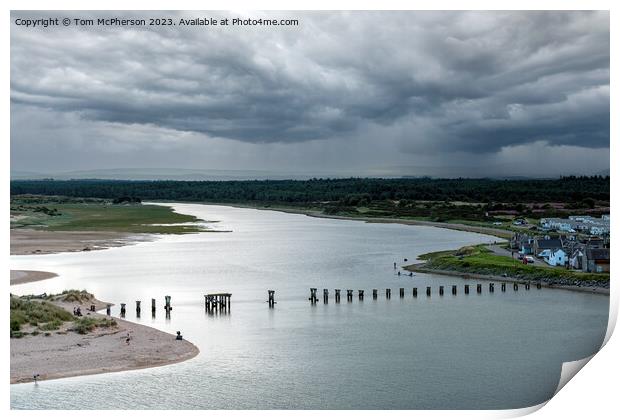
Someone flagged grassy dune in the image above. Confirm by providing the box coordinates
[10,290,118,338]
[10,296,74,337]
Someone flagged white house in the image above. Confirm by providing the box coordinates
[542,216,609,235]
[589,225,610,235]
[539,218,577,232]
[569,248,584,270]
[545,249,567,266]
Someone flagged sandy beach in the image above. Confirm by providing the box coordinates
[10,223,198,384]
[10,296,199,384]
[10,270,58,285]
[10,229,150,255]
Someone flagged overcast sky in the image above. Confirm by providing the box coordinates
[10,11,609,179]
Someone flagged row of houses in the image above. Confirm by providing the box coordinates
[540,215,610,235]
[510,233,610,273]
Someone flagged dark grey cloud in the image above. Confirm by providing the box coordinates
[10,10,609,177]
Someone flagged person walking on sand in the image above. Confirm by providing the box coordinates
[126,332,131,345]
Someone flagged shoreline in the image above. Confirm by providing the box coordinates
[171,201,513,239]
[11,201,510,258]
[140,202,610,297]
[405,263,610,296]
[10,228,153,256]
[10,296,199,384]
[10,270,58,285]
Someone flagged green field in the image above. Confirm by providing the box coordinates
[411,245,610,285]
[11,196,207,234]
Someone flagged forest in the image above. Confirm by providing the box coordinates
[10,176,609,205]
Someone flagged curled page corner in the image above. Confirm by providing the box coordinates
[502,355,598,419]
[602,288,618,347]
[495,401,548,419]
[546,289,618,405]
[554,355,595,397]
[491,354,598,420]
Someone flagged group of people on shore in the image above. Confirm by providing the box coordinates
[72,307,83,316]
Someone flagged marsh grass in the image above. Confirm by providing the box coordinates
[11,196,206,234]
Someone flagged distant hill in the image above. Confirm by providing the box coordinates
[10,168,353,181]
[11,166,609,182]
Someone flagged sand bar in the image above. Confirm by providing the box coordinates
[10,270,58,285]
[10,229,151,255]
[10,297,199,384]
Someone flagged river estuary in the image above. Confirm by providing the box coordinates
[10,203,609,409]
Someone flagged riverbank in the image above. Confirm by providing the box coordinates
[10,293,199,384]
[189,201,513,239]
[405,263,609,295]
[10,270,58,285]
[404,245,610,295]
[308,212,511,238]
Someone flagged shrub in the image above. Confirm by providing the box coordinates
[97,318,117,328]
[10,319,22,332]
[10,296,74,335]
[72,316,118,334]
[455,246,477,256]
[40,320,63,331]
[60,290,93,303]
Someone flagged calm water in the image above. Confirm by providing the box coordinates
[10,204,609,409]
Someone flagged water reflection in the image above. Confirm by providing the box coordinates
[10,204,609,410]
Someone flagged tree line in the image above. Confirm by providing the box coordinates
[10,176,610,205]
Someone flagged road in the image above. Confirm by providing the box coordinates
[485,244,547,267]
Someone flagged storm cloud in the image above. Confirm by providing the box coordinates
[10,11,610,177]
